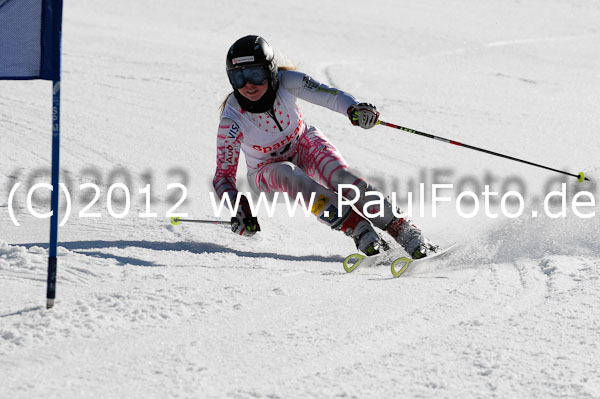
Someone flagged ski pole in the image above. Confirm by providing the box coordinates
[377,120,590,182]
[170,217,231,226]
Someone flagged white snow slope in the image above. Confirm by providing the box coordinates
[1,0,600,398]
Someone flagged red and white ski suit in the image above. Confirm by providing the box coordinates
[213,70,395,229]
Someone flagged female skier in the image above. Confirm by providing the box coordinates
[213,35,436,258]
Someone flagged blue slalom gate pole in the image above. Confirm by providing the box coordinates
[0,0,63,308]
[47,80,61,309]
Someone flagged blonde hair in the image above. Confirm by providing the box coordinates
[219,65,297,117]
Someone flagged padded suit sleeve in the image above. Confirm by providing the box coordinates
[280,70,358,115]
[213,117,243,203]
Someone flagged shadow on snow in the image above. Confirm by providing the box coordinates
[20,240,345,266]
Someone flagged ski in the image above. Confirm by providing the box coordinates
[343,243,458,278]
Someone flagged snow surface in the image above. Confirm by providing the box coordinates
[1,0,600,398]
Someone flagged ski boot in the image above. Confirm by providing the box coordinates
[337,210,383,256]
[384,217,438,259]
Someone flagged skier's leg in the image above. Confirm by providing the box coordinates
[294,126,396,227]
[248,161,382,255]
[331,170,438,258]
[294,127,437,258]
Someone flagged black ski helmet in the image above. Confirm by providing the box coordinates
[226,35,278,91]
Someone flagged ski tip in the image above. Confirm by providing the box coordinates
[170,216,181,226]
[391,257,412,278]
[343,253,365,273]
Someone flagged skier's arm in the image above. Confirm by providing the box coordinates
[280,70,358,115]
[213,118,261,236]
[213,118,243,203]
[281,70,380,129]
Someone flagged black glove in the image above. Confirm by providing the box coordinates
[347,103,380,129]
[230,195,261,236]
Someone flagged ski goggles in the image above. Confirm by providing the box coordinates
[227,65,269,89]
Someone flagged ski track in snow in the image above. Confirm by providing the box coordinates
[2,0,600,397]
